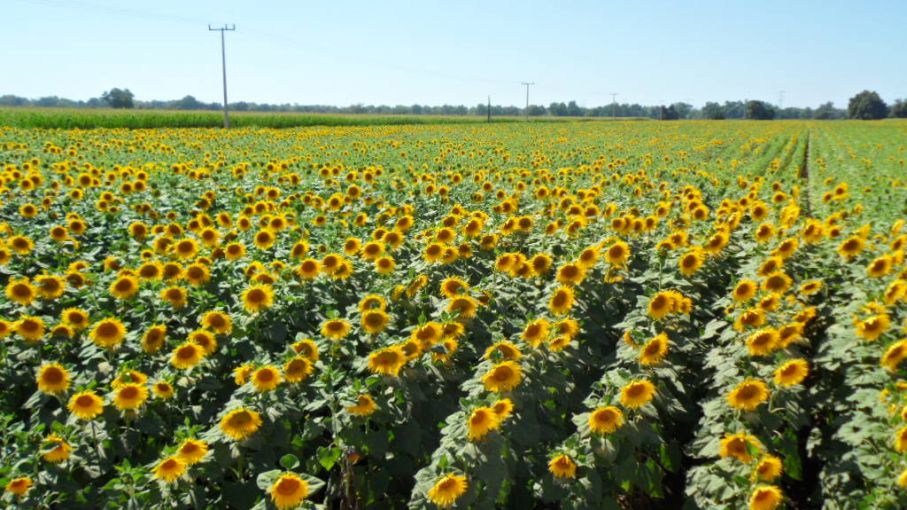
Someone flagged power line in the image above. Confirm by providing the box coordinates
[521,82,535,120]
[609,92,619,119]
[208,24,236,128]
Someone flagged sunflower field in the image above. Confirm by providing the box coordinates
[1,120,907,509]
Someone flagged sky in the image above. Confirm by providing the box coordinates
[3,0,906,108]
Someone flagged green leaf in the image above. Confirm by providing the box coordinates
[280,454,299,470]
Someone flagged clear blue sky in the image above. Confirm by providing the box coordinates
[4,0,905,108]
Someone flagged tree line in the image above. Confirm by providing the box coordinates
[1,88,904,120]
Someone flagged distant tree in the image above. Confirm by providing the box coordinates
[702,102,726,120]
[174,95,206,110]
[527,105,547,116]
[659,105,679,120]
[548,102,567,116]
[671,102,692,119]
[566,100,583,117]
[101,88,135,109]
[746,100,775,120]
[0,94,29,106]
[848,90,888,119]
[35,96,63,107]
[814,101,839,120]
[890,99,907,118]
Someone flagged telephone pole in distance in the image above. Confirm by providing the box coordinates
[208,24,236,128]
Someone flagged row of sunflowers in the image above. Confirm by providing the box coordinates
[1,120,906,509]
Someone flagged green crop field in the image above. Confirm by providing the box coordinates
[1,120,907,509]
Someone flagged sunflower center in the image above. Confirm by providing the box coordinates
[43,368,64,383]
[277,478,301,495]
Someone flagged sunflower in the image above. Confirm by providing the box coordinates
[160,286,188,309]
[727,379,770,411]
[777,322,804,349]
[321,318,351,340]
[219,407,263,441]
[138,261,163,280]
[678,249,704,276]
[36,363,70,395]
[89,318,127,349]
[4,477,32,497]
[153,380,175,400]
[882,340,907,371]
[746,328,779,357]
[749,485,783,510]
[252,366,282,392]
[176,438,208,465]
[201,310,233,335]
[15,315,45,342]
[605,241,631,266]
[774,359,809,386]
[483,340,522,361]
[225,242,247,260]
[855,314,890,341]
[142,325,167,353]
[184,263,210,286]
[548,286,576,316]
[109,274,140,300]
[284,356,314,383]
[291,338,320,361]
[361,309,390,335]
[620,380,656,409]
[5,277,36,306]
[482,361,522,393]
[733,279,758,302]
[35,275,66,300]
[492,398,514,421]
[837,236,864,259]
[521,318,550,348]
[556,262,586,286]
[896,426,907,453]
[467,406,501,441]
[447,295,479,320]
[361,241,385,261]
[899,468,907,488]
[114,383,149,411]
[60,308,89,331]
[189,329,218,355]
[719,432,762,462]
[753,455,783,482]
[647,291,674,320]
[153,456,186,484]
[42,434,72,463]
[67,390,104,420]
[589,405,624,435]
[270,472,310,509]
[407,323,440,349]
[440,276,469,299]
[639,333,669,366]
[374,256,395,274]
[8,235,34,255]
[358,294,386,313]
[548,454,577,479]
[368,346,407,376]
[347,394,378,416]
[529,253,553,276]
[241,284,274,313]
[426,473,468,509]
[171,342,205,370]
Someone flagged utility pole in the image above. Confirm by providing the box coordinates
[609,92,619,120]
[208,24,236,128]
[487,96,491,123]
[521,82,534,120]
